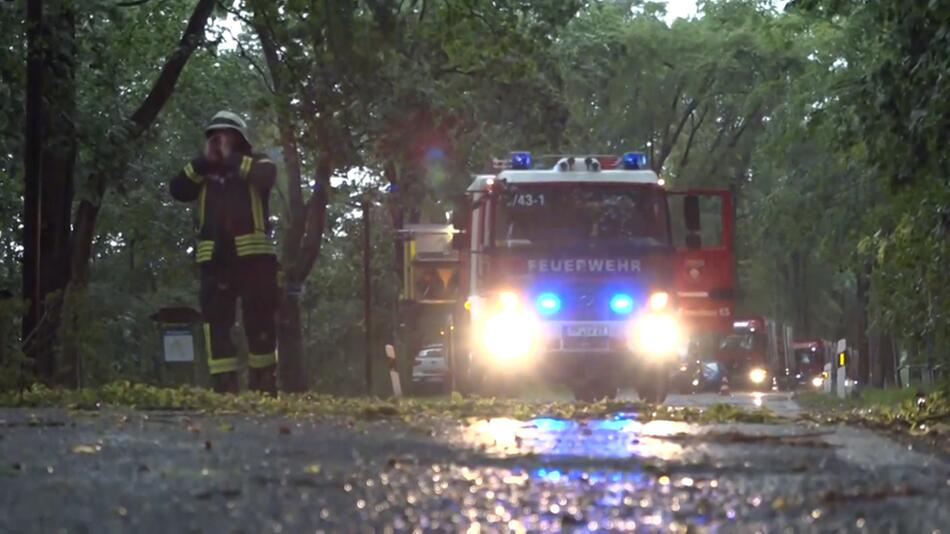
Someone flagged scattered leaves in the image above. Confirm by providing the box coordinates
[303,464,321,474]
[0,382,783,424]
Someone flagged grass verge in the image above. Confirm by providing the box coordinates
[796,387,950,448]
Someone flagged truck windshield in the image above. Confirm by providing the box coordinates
[493,185,669,250]
[794,349,817,366]
[720,334,755,351]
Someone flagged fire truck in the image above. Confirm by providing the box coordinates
[715,316,795,390]
[792,339,833,389]
[449,152,736,402]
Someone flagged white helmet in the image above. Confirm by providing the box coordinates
[205,110,250,146]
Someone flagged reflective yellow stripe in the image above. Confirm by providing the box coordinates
[208,357,238,375]
[234,233,270,245]
[248,184,265,231]
[184,163,203,184]
[204,323,238,374]
[196,241,214,263]
[239,156,253,179]
[198,185,207,228]
[248,352,277,369]
[234,233,275,257]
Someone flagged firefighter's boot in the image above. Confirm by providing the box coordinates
[212,371,240,394]
[249,365,277,396]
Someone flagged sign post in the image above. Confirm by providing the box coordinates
[150,307,204,387]
[835,339,847,398]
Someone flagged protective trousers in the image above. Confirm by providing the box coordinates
[200,254,279,394]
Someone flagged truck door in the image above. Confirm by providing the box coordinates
[668,188,735,337]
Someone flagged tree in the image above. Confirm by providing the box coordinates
[20,0,216,385]
[238,0,579,391]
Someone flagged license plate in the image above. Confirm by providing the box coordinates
[565,324,609,337]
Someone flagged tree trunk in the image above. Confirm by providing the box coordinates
[868,326,898,388]
[881,331,897,387]
[276,294,306,392]
[253,17,336,392]
[22,0,76,384]
[855,263,871,384]
[58,0,215,386]
[22,0,44,376]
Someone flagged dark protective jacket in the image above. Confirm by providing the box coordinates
[169,150,277,264]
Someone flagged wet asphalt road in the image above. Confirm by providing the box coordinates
[1,392,948,533]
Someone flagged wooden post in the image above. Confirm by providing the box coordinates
[363,197,372,393]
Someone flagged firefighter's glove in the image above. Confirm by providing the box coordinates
[190,154,227,185]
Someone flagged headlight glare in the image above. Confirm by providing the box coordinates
[630,313,680,355]
[648,291,670,311]
[749,368,767,384]
[498,291,520,310]
[483,310,537,361]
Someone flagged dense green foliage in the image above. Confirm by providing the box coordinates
[3,0,947,390]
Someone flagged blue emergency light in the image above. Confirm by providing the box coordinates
[511,151,532,170]
[609,293,635,314]
[622,152,648,170]
[535,292,562,315]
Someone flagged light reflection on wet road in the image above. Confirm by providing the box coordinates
[464,415,691,461]
[1,390,948,532]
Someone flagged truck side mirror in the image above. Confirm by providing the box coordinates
[684,195,701,232]
[450,194,470,251]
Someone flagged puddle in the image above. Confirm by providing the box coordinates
[462,415,694,461]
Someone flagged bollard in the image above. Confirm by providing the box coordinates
[719,376,731,396]
[385,344,402,398]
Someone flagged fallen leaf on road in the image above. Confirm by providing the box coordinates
[304,464,321,474]
[279,425,291,435]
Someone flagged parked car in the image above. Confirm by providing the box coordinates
[411,344,450,394]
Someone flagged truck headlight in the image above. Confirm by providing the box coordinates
[483,311,538,361]
[811,376,823,388]
[629,313,680,356]
[648,291,670,311]
[749,368,767,384]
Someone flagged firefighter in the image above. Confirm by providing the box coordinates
[169,111,279,394]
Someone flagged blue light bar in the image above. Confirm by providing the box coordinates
[511,151,532,170]
[609,293,635,314]
[622,152,648,170]
[536,292,562,315]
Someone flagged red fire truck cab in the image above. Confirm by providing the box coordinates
[792,339,832,389]
[453,152,735,402]
[715,316,786,389]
